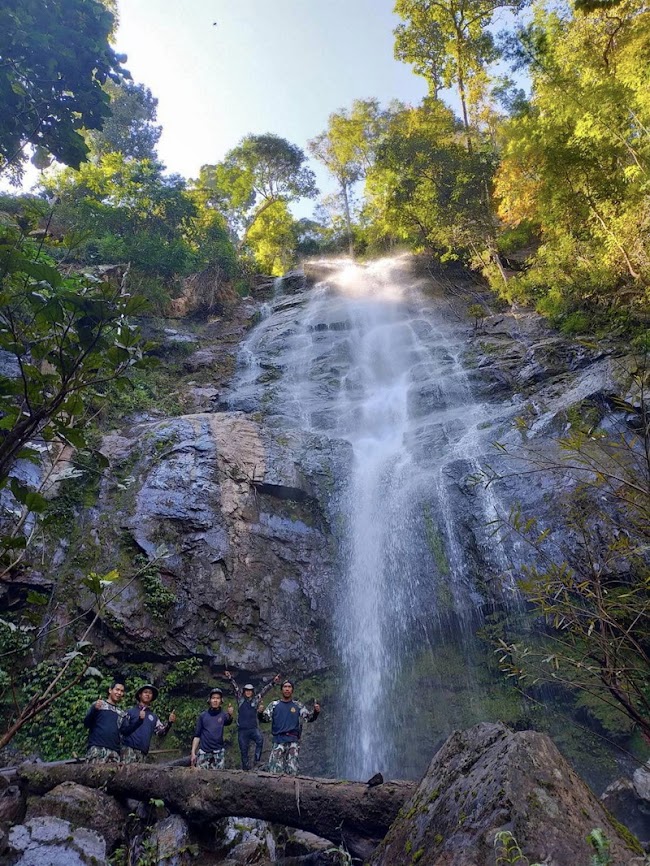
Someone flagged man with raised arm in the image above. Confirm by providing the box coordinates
[224,670,281,770]
[190,688,234,770]
[83,678,144,764]
[258,679,320,775]
[121,683,176,764]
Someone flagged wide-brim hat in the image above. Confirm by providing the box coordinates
[135,683,159,701]
[243,684,255,691]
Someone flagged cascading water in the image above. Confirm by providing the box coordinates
[228,256,517,779]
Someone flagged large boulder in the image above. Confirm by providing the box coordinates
[601,774,650,849]
[25,781,127,851]
[7,816,107,866]
[370,722,644,866]
[138,814,193,866]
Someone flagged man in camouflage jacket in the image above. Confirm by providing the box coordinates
[258,679,320,775]
[224,670,281,770]
[83,679,144,764]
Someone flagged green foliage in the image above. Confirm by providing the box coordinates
[197,133,317,249]
[15,659,109,761]
[99,364,186,425]
[394,0,527,138]
[245,200,298,275]
[163,658,203,691]
[309,99,394,254]
[365,98,498,261]
[0,217,153,564]
[86,80,161,162]
[587,829,612,865]
[42,154,219,310]
[494,830,543,865]
[494,0,650,326]
[0,617,32,694]
[0,0,127,177]
[139,560,176,619]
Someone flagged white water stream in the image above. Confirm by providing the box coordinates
[230,256,515,778]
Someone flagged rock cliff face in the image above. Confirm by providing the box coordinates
[53,411,349,676]
[15,256,643,787]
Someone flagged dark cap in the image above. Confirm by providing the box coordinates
[208,687,223,702]
[135,683,159,701]
[281,679,294,689]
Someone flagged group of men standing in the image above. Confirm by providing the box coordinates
[84,681,175,765]
[84,672,320,776]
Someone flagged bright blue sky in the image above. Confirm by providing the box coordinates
[115,0,428,210]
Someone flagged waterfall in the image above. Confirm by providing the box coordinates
[229,256,516,779]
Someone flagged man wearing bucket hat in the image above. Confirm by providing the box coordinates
[224,670,281,770]
[258,679,320,775]
[121,683,176,765]
[190,688,234,770]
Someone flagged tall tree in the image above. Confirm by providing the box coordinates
[309,100,394,256]
[86,81,161,161]
[494,0,650,315]
[394,0,527,149]
[197,134,317,249]
[366,99,497,262]
[0,0,127,178]
[245,200,298,275]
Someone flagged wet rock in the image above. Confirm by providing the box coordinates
[285,829,334,856]
[634,759,650,801]
[182,346,219,372]
[25,781,127,851]
[228,838,267,863]
[0,783,26,827]
[7,816,107,866]
[370,722,644,866]
[601,776,650,849]
[279,270,306,294]
[144,814,193,865]
[162,328,199,345]
[71,412,347,675]
[221,816,276,862]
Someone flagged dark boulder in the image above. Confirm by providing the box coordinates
[369,722,644,866]
[25,781,127,851]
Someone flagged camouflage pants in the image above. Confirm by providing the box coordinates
[121,746,147,765]
[197,749,225,770]
[268,741,300,775]
[85,746,120,764]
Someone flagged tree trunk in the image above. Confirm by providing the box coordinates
[341,181,354,258]
[18,763,415,861]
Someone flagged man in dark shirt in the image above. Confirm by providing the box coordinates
[224,670,280,770]
[190,688,234,770]
[83,679,144,764]
[121,683,176,764]
[258,679,320,775]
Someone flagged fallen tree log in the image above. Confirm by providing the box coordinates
[18,763,416,860]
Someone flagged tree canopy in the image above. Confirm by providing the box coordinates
[197,134,318,249]
[85,80,161,162]
[0,0,127,178]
